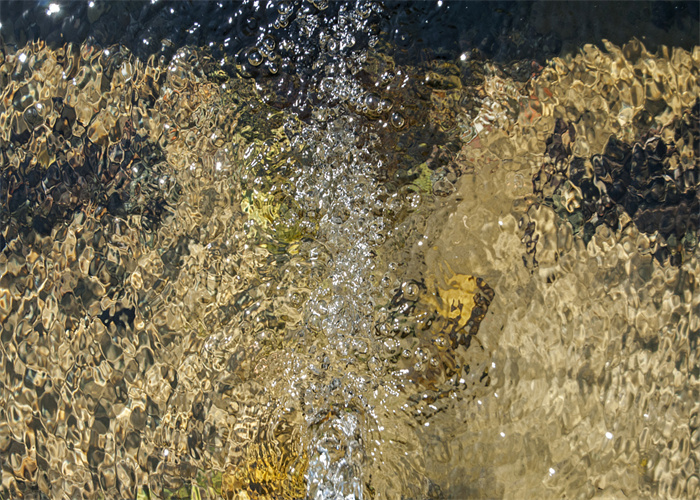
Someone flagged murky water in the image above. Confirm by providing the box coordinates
[0,1,698,499]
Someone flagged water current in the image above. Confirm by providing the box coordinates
[0,1,698,499]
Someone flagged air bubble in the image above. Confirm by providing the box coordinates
[406,191,421,209]
[365,93,381,112]
[248,48,263,66]
[390,111,405,128]
[402,281,419,301]
[358,3,372,19]
[262,35,276,52]
[434,336,447,349]
[23,105,43,129]
[277,1,293,14]
[380,71,396,85]
[320,77,335,93]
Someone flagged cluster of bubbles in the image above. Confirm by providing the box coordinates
[209,3,497,497]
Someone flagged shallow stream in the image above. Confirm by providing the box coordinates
[0,2,698,499]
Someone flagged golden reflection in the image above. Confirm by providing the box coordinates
[0,8,697,498]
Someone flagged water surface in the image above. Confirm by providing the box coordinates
[0,1,698,499]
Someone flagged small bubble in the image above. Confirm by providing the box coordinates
[248,48,263,66]
[406,191,421,208]
[390,111,405,128]
[402,281,419,300]
[275,16,290,29]
[380,71,396,84]
[365,93,381,112]
[358,3,372,18]
[24,106,38,121]
[320,77,335,93]
[261,35,276,51]
[277,1,293,14]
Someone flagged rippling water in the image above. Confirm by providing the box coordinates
[0,1,698,499]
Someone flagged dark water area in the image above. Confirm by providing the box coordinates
[1,1,698,67]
